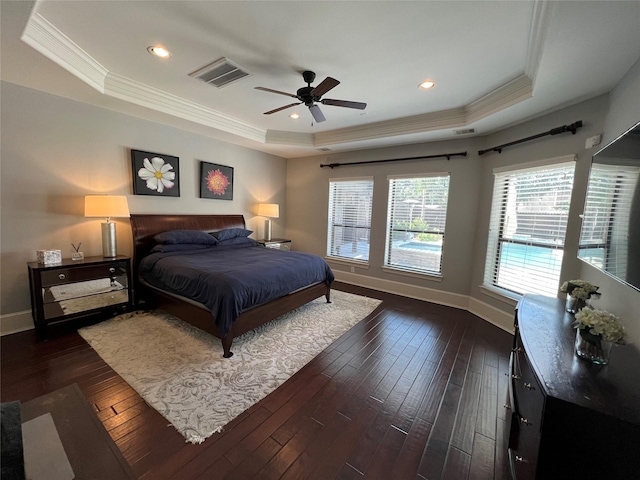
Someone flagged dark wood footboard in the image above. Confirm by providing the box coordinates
[141,280,331,358]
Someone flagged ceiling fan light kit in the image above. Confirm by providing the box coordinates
[255,70,366,123]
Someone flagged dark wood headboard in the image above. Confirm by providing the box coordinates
[129,214,246,274]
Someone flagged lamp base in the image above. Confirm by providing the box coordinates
[101,222,117,257]
[264,219,272,241]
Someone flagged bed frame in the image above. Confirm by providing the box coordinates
[129,214,331,358]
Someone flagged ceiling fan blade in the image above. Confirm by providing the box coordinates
[264,102,302,115]
[309,104,326,123]
[311,77,340,97]
[321,99,367,110]
[255,87,298,99]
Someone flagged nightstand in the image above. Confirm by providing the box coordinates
[255,238,292,250]
[27,255,132,338]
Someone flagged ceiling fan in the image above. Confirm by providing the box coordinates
[255,70,366,123]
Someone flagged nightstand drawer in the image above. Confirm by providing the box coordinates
[256,238,292,250]
[43,288,129,319]
[265,242,290,250]
[42,277,128,303]
[40,262,127,287]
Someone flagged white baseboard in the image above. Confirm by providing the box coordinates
[1,310,34,336]
[467,296,515,333]
[334,271,515,334]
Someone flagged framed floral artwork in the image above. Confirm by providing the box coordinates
[131,149,180,197]
[200,161,233,200]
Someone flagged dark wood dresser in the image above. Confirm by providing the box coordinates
[508,294,640,480]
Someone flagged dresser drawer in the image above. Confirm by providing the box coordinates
[513,347,544,431]
[510,331,545,479]
[40,262,127,287]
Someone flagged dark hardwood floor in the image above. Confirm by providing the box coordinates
[1,282,514,479]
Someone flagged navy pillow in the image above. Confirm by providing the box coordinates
[150,244,215,253]
[211,228,253,241]
[218,237,258,247]
[154,229,219,245]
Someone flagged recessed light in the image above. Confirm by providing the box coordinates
[147,46,171,59]
[419,80,436,90]
[290,113,300,119]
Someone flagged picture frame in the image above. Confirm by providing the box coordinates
[131,149,180,197]
[199,161,234,200]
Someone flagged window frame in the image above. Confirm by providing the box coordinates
[384,172,451,276]
[483,156,576,297]
[326,176,374,265]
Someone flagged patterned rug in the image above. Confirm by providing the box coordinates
[78,290,381,443]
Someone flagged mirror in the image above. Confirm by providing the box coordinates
[578,121,640,291]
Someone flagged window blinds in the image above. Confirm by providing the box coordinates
[327,178,374,263]
[385,174,450,274]
[485,160,575,296]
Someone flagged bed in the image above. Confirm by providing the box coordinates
[129,214,334,358]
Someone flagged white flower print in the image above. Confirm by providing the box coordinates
[138,157,175,193]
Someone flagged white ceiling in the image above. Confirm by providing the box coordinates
[2,1,640,158]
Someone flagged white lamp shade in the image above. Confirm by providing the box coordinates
[257,203,279,218]
[85,195,130,218]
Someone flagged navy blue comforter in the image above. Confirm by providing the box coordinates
[139,243,334,337]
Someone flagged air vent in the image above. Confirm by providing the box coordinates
[318,148,332,152]
[189,58,250,88]
[455,128,476,135]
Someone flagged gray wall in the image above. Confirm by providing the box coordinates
[0,81,287,332]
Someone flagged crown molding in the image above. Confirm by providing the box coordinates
[465,74,533,124]
[105,73,266,143]
[526,0,552,83]
[312,108,467,147]
[264,130,314,146]
[21,10,108,93]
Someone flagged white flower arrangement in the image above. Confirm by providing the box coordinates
[574,308,626,344]
[560,279,601,300]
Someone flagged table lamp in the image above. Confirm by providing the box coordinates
[85,195,130,257]
[257,203,279,241]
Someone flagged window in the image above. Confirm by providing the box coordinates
[385,174,450,275]
[327,177,374,263]
[484,158,575,296]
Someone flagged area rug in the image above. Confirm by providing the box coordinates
[78,290,381,444]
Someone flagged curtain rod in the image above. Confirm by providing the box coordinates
[319,151,467,169]
[478,120,583,156]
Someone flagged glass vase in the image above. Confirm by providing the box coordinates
[574,328,612,365]
[565,294,587,314]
